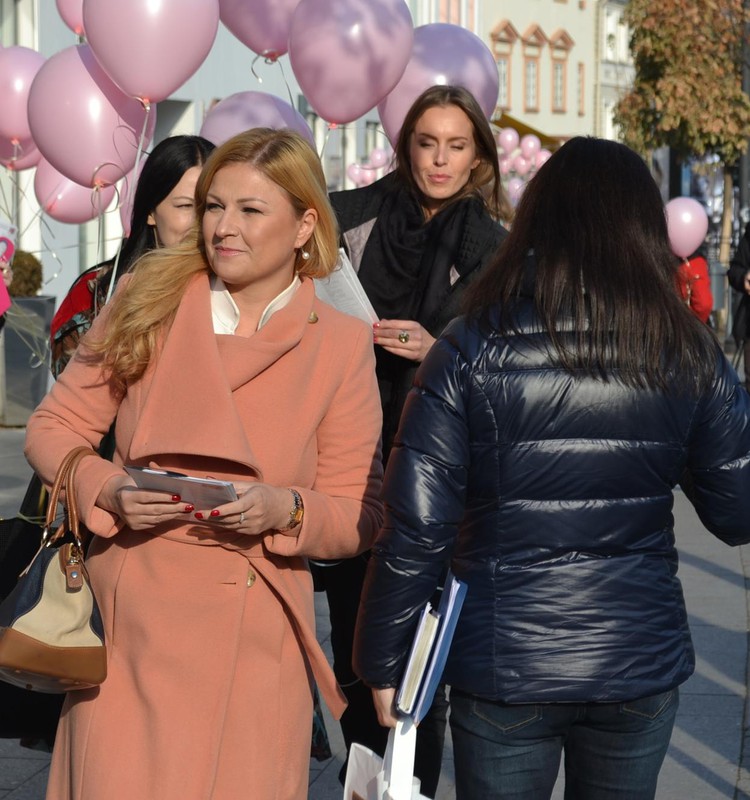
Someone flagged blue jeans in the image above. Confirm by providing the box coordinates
[450,687,679,800]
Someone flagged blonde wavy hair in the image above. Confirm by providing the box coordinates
[88,128,340,391]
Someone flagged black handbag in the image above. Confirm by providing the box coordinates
[0,472,64,740]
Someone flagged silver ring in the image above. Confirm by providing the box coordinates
[398,330,410,344]
[239,511,245,525]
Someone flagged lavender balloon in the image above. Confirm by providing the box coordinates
[289,0,413,124]
[377,23,500,145]
[219,0,301,59]
[199,91,315,148]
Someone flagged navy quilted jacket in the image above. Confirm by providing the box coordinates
[354,300,750,703]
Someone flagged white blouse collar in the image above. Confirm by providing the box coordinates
[209,274,301,334]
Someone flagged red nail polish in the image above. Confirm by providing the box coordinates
[194,512,204,520]
[171,494,181,502]
[373,322,380,329]
[210,509,220,517]
[183,504,194,513]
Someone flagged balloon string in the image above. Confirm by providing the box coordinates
[276,59,297,110]
[106,101,151,303]
[93,187,107,265]
[319,123,337,161]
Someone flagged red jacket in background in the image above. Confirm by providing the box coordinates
[677,256,713,323]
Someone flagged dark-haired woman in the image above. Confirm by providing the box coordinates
[50,134,215,376]
[316,84,510,795]
[354,137,750,800]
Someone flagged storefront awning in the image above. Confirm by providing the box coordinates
[491,111,562,151]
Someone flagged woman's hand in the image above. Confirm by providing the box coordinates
[97,473,195,531]
[193,482,295,535]
[374,319,436,362]
[371,687,399,729]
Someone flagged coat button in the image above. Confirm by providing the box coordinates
[308,311,319,324]
[247,568,256,588]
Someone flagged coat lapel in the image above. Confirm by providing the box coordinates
[128,274,315,473]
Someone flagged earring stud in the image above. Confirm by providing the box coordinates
[300,248,310,261]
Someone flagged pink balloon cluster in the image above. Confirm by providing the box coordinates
[496,128,554,205]
[665,197,709,259]
[346,147,392,187]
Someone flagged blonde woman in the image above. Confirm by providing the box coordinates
[25,129,383,800]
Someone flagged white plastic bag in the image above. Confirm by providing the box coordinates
[343,718,429,800]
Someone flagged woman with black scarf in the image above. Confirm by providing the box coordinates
[316,84,510,796]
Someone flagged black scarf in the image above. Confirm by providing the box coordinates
[356,181,482,332]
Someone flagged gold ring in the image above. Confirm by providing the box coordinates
[398,331,410,344]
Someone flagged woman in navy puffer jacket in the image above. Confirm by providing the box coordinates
[353,137,750,800]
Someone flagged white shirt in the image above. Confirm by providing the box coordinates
[209,274,301,334]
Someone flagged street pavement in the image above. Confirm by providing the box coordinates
[1,424,750,799]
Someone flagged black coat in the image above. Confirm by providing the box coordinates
[354,299,750,703]
[728,221,750,345]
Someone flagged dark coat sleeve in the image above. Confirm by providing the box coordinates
[353,324,471,688]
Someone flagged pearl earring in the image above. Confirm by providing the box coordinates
[300,248,310,261]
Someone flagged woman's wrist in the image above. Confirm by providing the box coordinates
[276,488,304,534]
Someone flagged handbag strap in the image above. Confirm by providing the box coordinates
[383,718,419,800]
[43,446,98,547]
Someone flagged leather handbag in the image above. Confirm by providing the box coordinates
[0,446,107,693]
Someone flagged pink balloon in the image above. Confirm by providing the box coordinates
[289,0,413,124]
[535,149,552,169]
[28,45,156,188]
[199,91,315,148]
[56,0,85,35]
[0,136,41,171]
[520,134,541,160]
[513,155,531,177]
[497,127,519,155]
[358,166,377,187]
[377,23,499,145]
[346,163,362,183]
[369,147,389,168]
[0,47,46,143]
[507,177,525,207]
[83,0,220,103]
[498,155,512,176]
[665,197,709,259]
[34,157,116,224]
[219,0,301,59]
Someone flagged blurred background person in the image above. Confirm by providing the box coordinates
[50,134,215,376]
[728,220,750,390]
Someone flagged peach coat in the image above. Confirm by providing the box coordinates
[24,275,383,800]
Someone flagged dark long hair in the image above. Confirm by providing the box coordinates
[393,85,512,222]
[114,135,215,278]
[465,136,717,391]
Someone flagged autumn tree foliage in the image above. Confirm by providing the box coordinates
[615,0,750,282]
[615,0,750,165]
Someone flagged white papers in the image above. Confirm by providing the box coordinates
[396,572,468,724]
[124,466,238,508]
[314,248,379,325]
[395,605,440,715]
